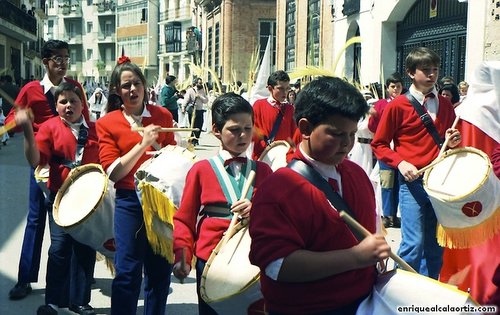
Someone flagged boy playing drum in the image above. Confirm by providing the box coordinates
[248,77,391,315]
[15,82,97,315]
[173,93,273,314]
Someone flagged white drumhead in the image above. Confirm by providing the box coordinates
[259,141,290,172]
[425,149,488,199]
[56,168,107,227]
[203,226,260,302]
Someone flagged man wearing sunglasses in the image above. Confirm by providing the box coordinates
[5,40,92,314]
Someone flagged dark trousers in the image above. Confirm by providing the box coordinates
[17,168,47,284]
[379,160,399,217]
[268,295,366,315]
[45,194,95,307]
[166,108,178,124]
[195,259,218,315]
[188,110,204,141]
[111,189,172,315]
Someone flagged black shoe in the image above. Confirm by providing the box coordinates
[8,282,32,300]
[69,304,96,315]
[37,305,58,315]
[382,216,394,228]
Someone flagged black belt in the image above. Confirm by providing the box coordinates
[358,137,372,144]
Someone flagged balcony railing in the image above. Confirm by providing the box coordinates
[159,6,191,22]
[96,1,116,14]
[0,0,36,35]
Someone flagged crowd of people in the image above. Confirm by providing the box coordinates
[2,39,499,315]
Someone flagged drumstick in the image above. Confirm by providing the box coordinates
[415,155,445,176]
[438,115,460,158]
[339,211,417,273]
[180,247,186,284]
[220,170,256,248]
[131,126,199,132]
[0,120,16,137]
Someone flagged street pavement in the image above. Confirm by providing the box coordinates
[0,129,401,315]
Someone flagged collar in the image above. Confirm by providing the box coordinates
[298,144,340,181]
[266,96,288,108]
[121,104,152,120]
[219,148,247,162]
[40,74,66,94]
[61,116,89,129]
[409,85,437,103]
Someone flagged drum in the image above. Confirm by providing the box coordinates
[356,269,478,315]
[53,164,116,258]
[423,147,500,249]
[34,164,50,199]
[258,140,290,171]
[200,223,263,315]
[135,145,198,263]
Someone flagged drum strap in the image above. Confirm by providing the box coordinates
[265,110,284,146]
[208,155,256,215]
[288,159,364,241]
[405,92,443,149]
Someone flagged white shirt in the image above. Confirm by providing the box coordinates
[409,85,439,120]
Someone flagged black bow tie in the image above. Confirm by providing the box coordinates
[224,157,248,167]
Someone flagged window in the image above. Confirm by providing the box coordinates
[117,3,148,27]
[87,49,93,60]
[87,22,93,33]
[87,0,93,6]
[48,20,54,38]
[207,27,213,68]
[105,21,113,37]
[165,22,182,53]
[259,20,277,71]
[307,0,320,66]
[285,0,296,71]
[49,0,54,9]
[215,23,220,76]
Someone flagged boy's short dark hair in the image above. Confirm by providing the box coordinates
[54,82,83,102]
[405,47,440,74]
[294,76,368,126]
[211,92,253,131]
[385,72,403,87]
[267,70,290,87]
[42,40,69,59]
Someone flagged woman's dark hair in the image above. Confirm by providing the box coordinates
[439,83,460,104]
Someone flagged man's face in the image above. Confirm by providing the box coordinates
[267,80,290,103]
[43,49,69,79]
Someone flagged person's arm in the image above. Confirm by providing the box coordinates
[197,89,208,104]
[108,124,160,182]
[14,109,39,167]
[277,234,390,282]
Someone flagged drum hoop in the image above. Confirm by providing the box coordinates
[199,223,260,304]
[34,164,49,181]
[423,147,493,202]
[53,163,109,228]
[258,140,291,162]
[135,144,198,181]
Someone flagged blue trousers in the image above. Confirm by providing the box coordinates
[397,176,443,279]
[111,189,172,315]
[379,161,399,217]
[45,194,95,307]
[17,168,47,284]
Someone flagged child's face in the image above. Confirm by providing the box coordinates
[213,112,253,157]
[56,90,83,123]
[408,65,438,93]
[459,86,468,96]
[440,90,453,101]
[301,115,357,165]
[387,82,403,98]
[268,80,290,103]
